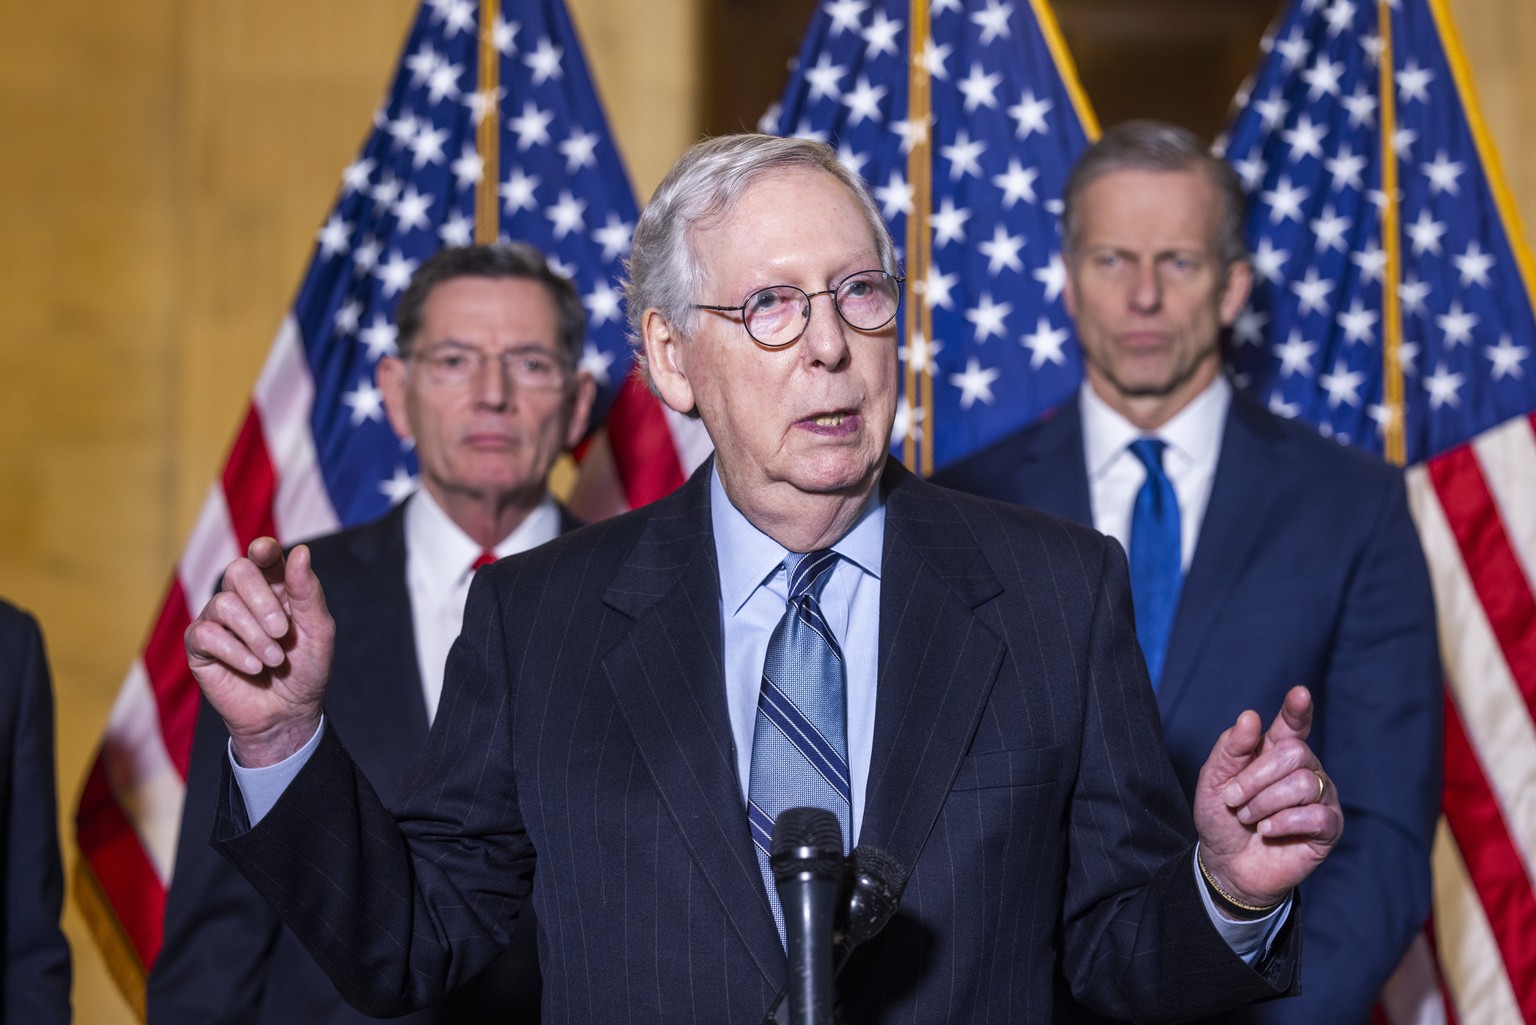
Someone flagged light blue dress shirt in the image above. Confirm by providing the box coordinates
[709,466,884,846]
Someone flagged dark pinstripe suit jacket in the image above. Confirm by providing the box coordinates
[213,460,1299,1024]
[152,500,567,1024]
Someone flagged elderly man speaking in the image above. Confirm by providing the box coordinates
[185,135,1342,1024]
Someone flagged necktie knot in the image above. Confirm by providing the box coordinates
[1128,437,1167,475]
[785,548,838,603]
[471,550,497,572]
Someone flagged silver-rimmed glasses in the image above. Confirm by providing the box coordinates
[692,269,904,349]
[409,343,572,391]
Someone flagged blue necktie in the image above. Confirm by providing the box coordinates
[747,549,851,942]
[1127,439,1182,688]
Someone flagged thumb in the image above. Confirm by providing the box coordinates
[281,545,331,629]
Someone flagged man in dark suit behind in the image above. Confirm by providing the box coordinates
[184,134,1347,1024]
[0,599,71,1025]
[936,120,1442,1024]
[150,242,595,1024]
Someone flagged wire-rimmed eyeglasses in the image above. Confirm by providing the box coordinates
[409,343,572,391]
[692,269,904,349]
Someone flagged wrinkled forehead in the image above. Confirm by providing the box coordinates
[1074,166,1228,251]
[688,168,883,291]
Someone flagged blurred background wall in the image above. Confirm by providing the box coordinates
[0,0,1531,1019]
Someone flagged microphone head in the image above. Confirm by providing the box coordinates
[770,807,845,883]
[842,845,908,945]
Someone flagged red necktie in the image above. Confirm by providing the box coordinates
[471,550,497,572]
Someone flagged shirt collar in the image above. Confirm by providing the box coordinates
[403,487,561,590]
[710,465,885,617]
[1080,374,1231,480]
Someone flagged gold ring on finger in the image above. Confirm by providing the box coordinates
[1313,770,1326,804]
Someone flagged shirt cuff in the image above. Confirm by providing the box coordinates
[1192,848,1293,966]
[227,716,326,826]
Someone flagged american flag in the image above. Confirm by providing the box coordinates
[71,0,638,1014]
[1219,0,1536,1021]
[588,0,1098,508]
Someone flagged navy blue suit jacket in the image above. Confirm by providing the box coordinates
[935,389,1442,1024]
[0,601,71,1025]
[149,499,572,1024]
[210,461,1299,1024]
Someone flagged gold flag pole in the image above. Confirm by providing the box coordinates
[1378,0,1406,467]
[475,0,502,244]
[903,0,934,473]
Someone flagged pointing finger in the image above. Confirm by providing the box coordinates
[1205,709,1264,799]
[281,545,331,629]
[1266,685,1314,746]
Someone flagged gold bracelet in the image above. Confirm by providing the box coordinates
[1196,850,1283,916]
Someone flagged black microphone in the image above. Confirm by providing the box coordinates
[771,807,845,1025]
[762,839,908,1025]
[832,845,907,975]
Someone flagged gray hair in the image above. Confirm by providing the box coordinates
[625,134,899,381]
[1061,119,1249,268]
[394,242,585,363]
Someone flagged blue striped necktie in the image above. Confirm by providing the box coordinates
[1127,438,1183,689]
[747,548,851,941]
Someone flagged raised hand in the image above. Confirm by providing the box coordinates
[184,538,335,767]
[1192,685,1344,910]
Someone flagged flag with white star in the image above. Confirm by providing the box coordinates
[1222,2,1536,1023]
[1221,0,1534,462]
[764,0,1096,470]
[73,0,638,1009]
[296,0,637,522]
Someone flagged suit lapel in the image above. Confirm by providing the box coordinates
[596,464,1011,978]
[860,466,1006,879]
[1157,391,1289,721]
[1004,398,1094,526]
[598,465,786,983]
[326,507,430,758]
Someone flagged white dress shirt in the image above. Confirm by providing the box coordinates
[404,489,561,724]
[1080,375,1231,569]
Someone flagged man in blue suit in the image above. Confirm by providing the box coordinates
[936,120,1441,1024]
[184,134,1348,1024]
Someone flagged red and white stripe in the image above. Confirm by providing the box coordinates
[592,370,712,510]
[75,318,338,990]
[1387,410,1536,1025]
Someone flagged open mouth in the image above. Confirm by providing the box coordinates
[799,411,861,436]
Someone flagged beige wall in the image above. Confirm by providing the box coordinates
[0,0,1528,1021]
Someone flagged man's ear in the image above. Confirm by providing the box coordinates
[641,309,697,416]
[563,370,598,450]
[376,355,414,443]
